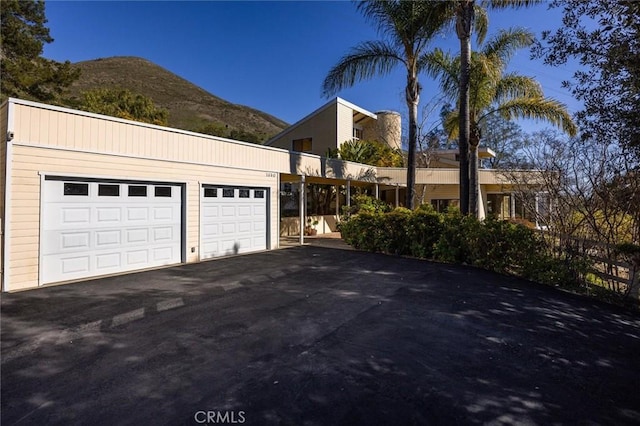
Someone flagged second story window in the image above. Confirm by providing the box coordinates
[292,137,312,153]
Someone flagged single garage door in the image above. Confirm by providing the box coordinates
[41,178,183,285]
[201,185,267,258]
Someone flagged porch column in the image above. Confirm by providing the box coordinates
[535,193,540,228]
[299,176,306,245]
[374,183,379,200]
[335,184,340,217]
[511,194,516,219]
[395,185,399,208]
[346,180,351,208]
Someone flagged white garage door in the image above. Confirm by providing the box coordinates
[201,186,268,258]
[41,178,183,285]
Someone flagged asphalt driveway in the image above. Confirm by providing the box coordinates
[2,245,640,425]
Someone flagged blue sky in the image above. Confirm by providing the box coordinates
[42,1,580,134]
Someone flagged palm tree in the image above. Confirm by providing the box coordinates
[451,0,540,215]
[423,27,577,217]
[322,0,452,209]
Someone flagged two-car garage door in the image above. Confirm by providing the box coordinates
[40,178,269,285]
[41,178,184,285]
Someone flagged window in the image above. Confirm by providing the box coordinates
[223,188,234,198]
[128,185,147,197]
[353,127,363,140]
[239,189,250,198]
[98,184,120,197]
[292,137,312,153]
[431,199,459,213]
[204,188,217,198]
[155,186,172,197]
[254,190,265,199]
[64,182,89,196]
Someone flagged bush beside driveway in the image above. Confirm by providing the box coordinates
[2,246,640,425]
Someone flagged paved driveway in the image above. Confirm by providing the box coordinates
[2,245,639,425]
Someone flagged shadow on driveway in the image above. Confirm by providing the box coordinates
[2,246,639,425]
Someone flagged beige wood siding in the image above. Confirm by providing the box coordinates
[336,102,354,148]
[6,144,279,291]
[267,103,338,156]
[10,100,372,182]
[11,102,292,174]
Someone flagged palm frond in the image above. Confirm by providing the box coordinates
[485,0,543,9]
[489,97,578,136]
[494,73,544,103]
[443,110,460,141]
[473,5,488,45]
[418,48,460,100]
[357,0,455,52]
[322,41,404,97]
[482,28,534,66]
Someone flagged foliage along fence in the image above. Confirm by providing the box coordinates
[556,235,639,300]
[338,197,639,306]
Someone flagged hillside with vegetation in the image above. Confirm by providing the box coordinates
[67,56,288,142]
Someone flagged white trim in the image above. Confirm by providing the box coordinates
[38,173,45,286]
[2,101,15,291]
[6,97,289,154]
[276,173,281,249]
[38,170,189,185]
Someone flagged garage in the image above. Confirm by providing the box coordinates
[201,185,268,258]
[40,177,183,285]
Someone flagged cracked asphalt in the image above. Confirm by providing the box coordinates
[2,244,640,425]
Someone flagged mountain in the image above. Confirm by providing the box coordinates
[67,56,288,141]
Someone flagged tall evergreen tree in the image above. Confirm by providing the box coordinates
[0,0,79,103]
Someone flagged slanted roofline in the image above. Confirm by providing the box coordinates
[264,97,376,146]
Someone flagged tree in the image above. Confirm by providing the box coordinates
[479,113,525,168]
[322,0,452,209]
[336,139,404,167]
[79,88,169,126]
[0,0,79,103]
[446,0,539,215]
[505,130,640,298]
[533,0,640,156]
[424,28,576,217]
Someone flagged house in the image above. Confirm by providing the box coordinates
[267,97,541,225]
[0,97,540,292]
[266,97,402,156]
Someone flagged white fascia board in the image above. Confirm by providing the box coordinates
[335,97,376,120]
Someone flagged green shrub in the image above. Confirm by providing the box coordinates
[408,205,442,258]
[381,208,413,255]
[339,202,600,300]
[433,210,479,263]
